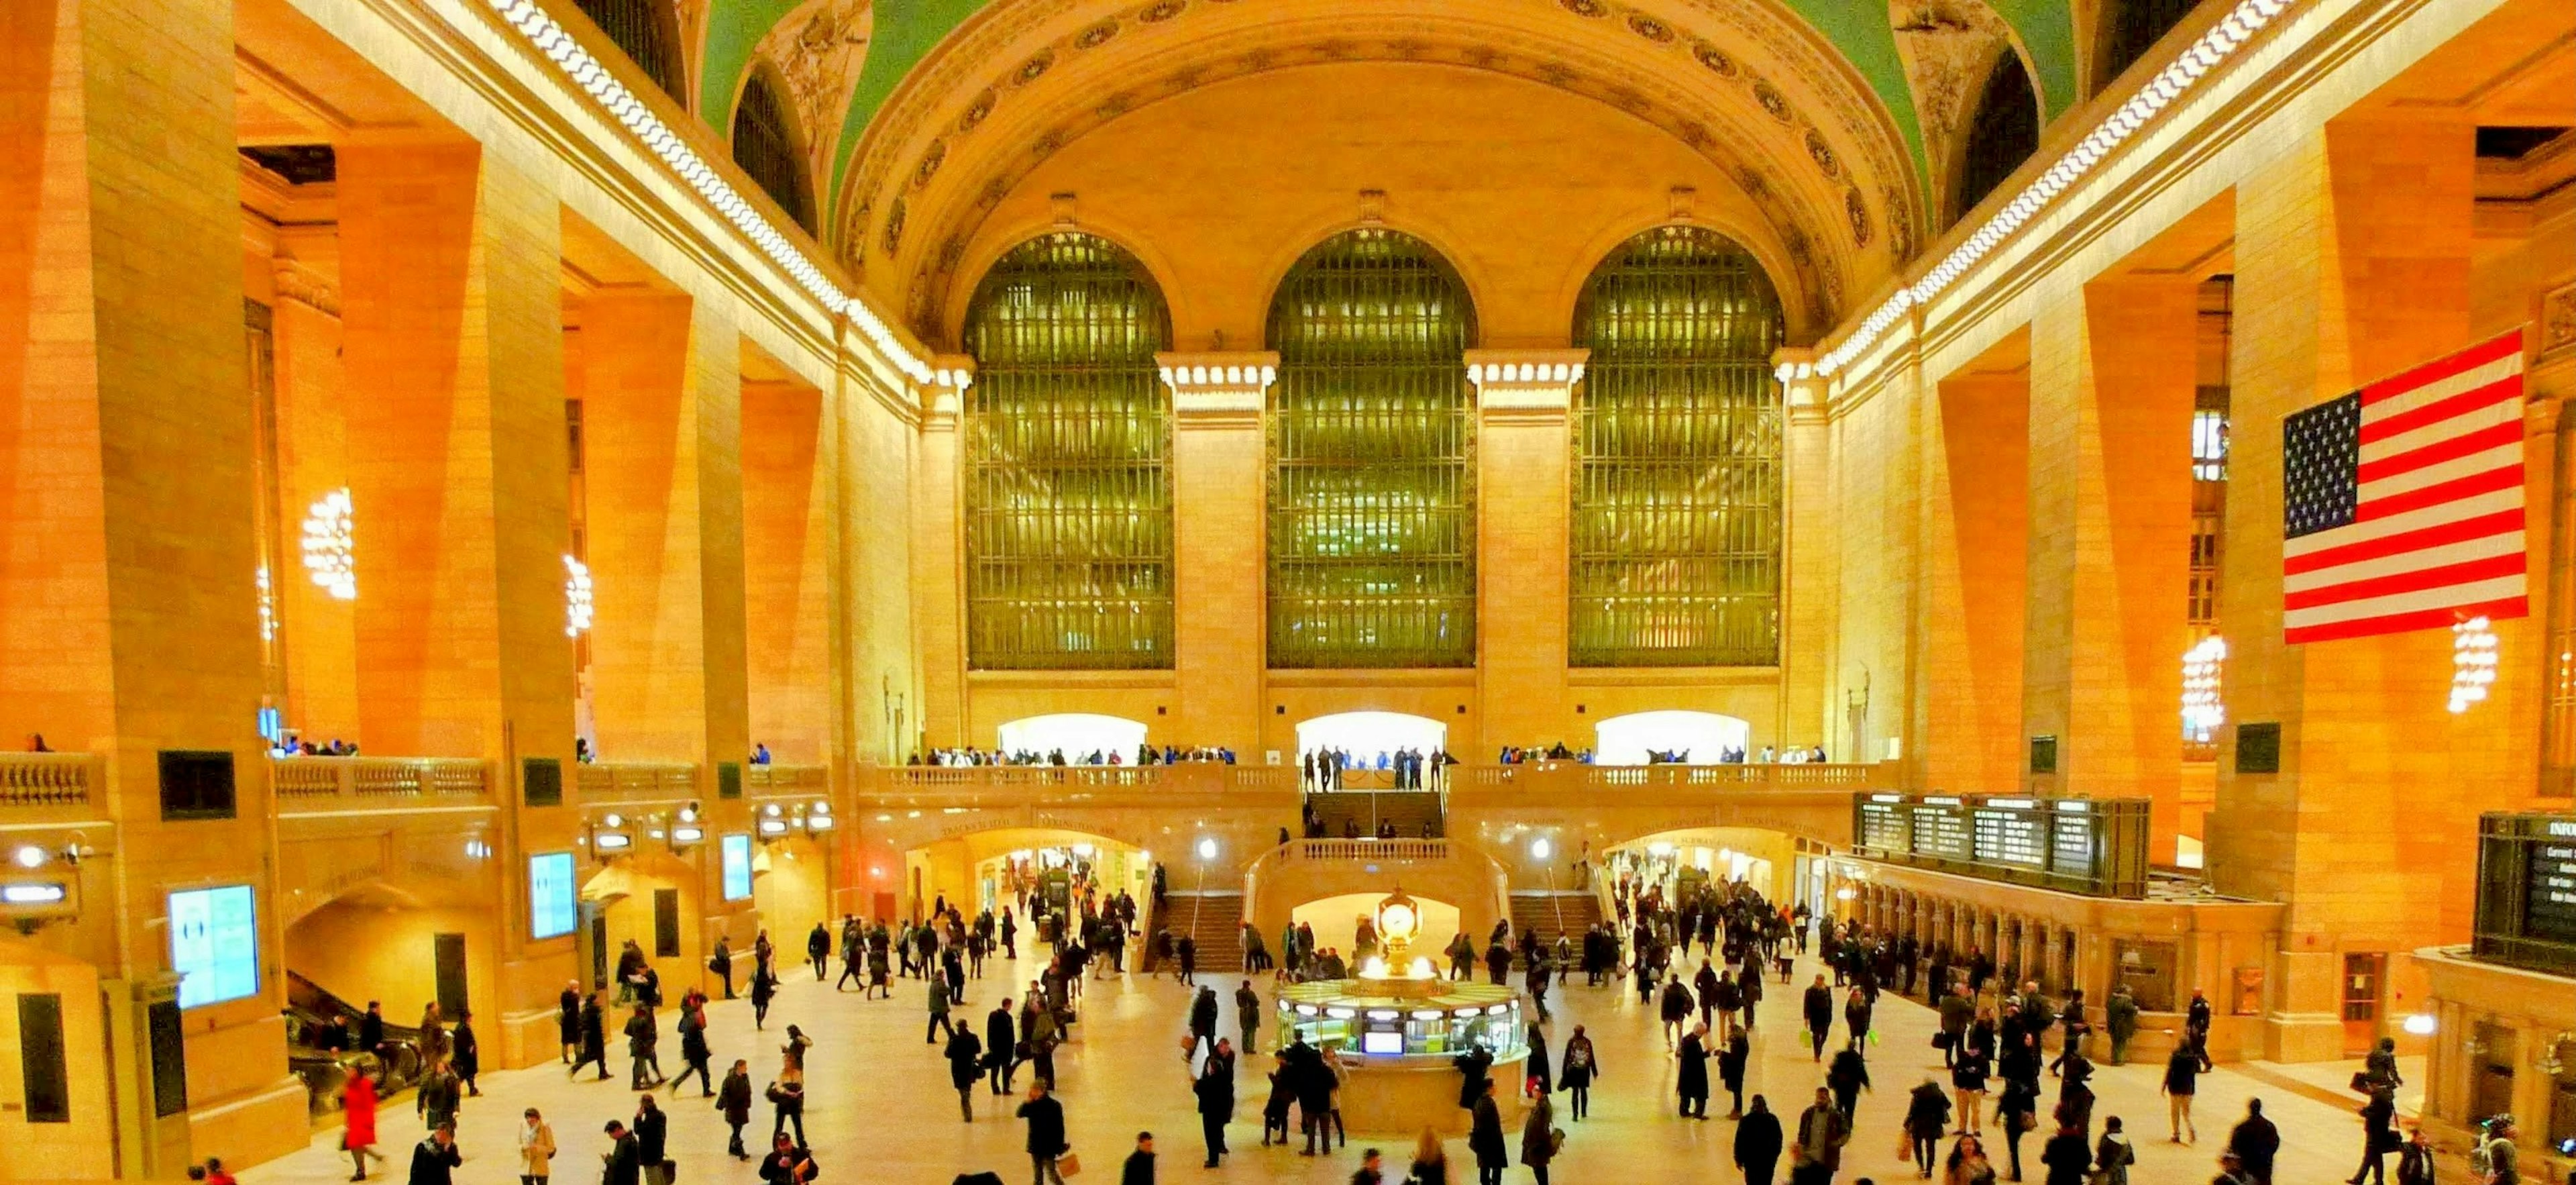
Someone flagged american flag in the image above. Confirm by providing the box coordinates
[2282,329,2530,644]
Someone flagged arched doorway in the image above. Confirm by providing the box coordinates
[1602,827,1796,907]
[996,713,1149,762]
[1296,711,1448,764]
[1592,710,1752,764]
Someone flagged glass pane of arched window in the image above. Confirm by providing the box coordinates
[963,234,1174,670]
[731,76,814,234]
[1267,229,1477,668]
[572,0,686,106]
[1570,225,1786,666]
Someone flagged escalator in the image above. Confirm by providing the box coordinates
[284,970,425,1119]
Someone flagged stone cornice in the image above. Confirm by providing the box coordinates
[272,260,343,318]
[1466,349,1588,423]
[1157,352,1277,427]
[916,354,974,431]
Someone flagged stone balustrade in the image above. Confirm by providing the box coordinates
[1271,837,1450,862]
[269,756,492,805]
[0,753,102,820]
[746,764,829,795]
[575,761,700,803]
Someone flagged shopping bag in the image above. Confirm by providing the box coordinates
[1056,1153,1082,1178]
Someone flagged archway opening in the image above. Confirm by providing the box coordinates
[1602,826,1798,910]
[904,827,1152,934]
[1592,709,1752,765]
[1287,891,1463,972]
[995,713,1150,762]
[281,875,499,1109]
[1296,711,1448,766]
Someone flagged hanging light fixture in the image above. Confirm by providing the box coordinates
[2449,617,2498,713]
[564,555,594,637]
[300,488,356,600]
[2181,635,2227,738]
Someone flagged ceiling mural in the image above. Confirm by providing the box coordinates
[746,0,876,178]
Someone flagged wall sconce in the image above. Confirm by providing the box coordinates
[301,488,357,600]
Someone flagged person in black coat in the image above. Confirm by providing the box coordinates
[1733,1094,1783,1185]
[558,984,583,1064]
[1826,1044,1872,1125]
[2039,1119,2092,1185]
[1453,1044,1495,1110]
[1466,1079,1507,1185]
[450,1013,481,1096]
[1676,1023,1713,1118]
[1522,1024,1552,1096]
[406,1128,461,1185]
[2349,1084,2396,1185]
[987,998,1020,1095]
[1557,1027,1598,1121]
[716,1060,753,1159]
[2228,1099,2281,1185]
[947,1025,985,1122]
[1122,1132,1157,1185]
[571,996,610,1081]
[1720,1026,1751,1119]
[1018,1080,1069,1185]
[755,1134,814,1185]
[1192,1045,1235,1167]
[630,1096,667,1185]
[599,1121,641,1185]
[1802,976,1835,1061]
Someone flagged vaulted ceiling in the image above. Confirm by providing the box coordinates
[650,0,2104,334]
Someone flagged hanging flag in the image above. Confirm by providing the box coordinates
[2281,328,2529,644]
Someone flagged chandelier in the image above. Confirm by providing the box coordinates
[2180,635,2226,737]
[300,488,356,601]
[2449,617,2498,713]
[564,555,594,637]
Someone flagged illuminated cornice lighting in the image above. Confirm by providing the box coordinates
[1465,361,1584,389]
[2449,616,2498,714]
[300,488,356,601]
[2181,635,2226,737]
[1816,0,2295,379]
[256,565,277,642]
[564,555,594,637]
[1157,363,1277,391]
[477,0,934,386]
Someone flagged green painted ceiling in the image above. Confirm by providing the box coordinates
[693,0,2082,208]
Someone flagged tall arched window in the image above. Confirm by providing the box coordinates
[731,72,815,234]
[963,234,1175,670]
[572,0,687,106]
[1267,229,1477,669]
[2097,0,2201,93]
[1570,226,1786,666]
[1955,51,2041,223]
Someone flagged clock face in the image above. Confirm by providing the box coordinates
[1381,903,1416,935]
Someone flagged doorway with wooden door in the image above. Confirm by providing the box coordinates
[2341,951,2387,1057]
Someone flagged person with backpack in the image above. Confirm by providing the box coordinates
[2471,1115,2519,1185]
[1557,1026,1597,1121]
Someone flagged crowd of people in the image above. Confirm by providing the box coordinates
[913,744,1241,768]
[1301,747,1451,790]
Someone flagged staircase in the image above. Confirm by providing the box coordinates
[1174,891,1244,972]
[1305,790,1444,839]
[1507,891,1605,956]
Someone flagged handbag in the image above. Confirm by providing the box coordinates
[1933,1031,1953,1049]
[1055,1152,1082,1178]
[2349,1072,2371,1093]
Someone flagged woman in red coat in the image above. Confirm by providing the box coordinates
[342,1071,388,1180]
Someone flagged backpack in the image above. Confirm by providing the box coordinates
[2468,1136,2504,1178]
[1566,1043,1591,1071]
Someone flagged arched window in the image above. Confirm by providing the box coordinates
[572,0,686,106]
[1570,225,1786,667]
[1955,51,2041,223]
[1267,229,1477,668]
[731,72,815,234]
[963,233,1175,670]
[2097,0,2201,93]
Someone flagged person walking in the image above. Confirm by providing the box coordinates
[343,1068,388,1181]
[947,1020,986,1122]
[2394,1124,2435,1185]
[716,1060,753,1160]
[1951,1029,1990,1137]
[625,1005,664,1088]
[1721,1023,1752,1119]
[767,1064,806,1146]
[2347,1083,2396,1185]
[1192,1041,1235,1167]
[806,922,830,982]
[405,1125,461,1185]
[1235,980,1262,1055]
[1519,1092,1558,1185]
[451,1013,481,1096]
[1905,1078,1953,1178]
[2092,1116,2135,1185]
[2215,1097,2277,1180]
[2104,986,2139,1066]
[1468,1078,1508,1185]
[1677,1022,1713,1118]
[1558,1026,1597,1121]
[987,998,1020,1096]
[1804,975,1835,1062]
[1187,986,1220,1070]
[756,1133,814,1185]
[415,1060,461,1136]
[750,964,777,1030]
[1122,1131,1157,1185]
[2039,1119,2091,1185]
[1827,1040,1873,1125]
[1792,1086,1849,1184]
[516,1108,555,1185]
[927,974,957,1043]
[631,1096,669,1185]
[1996,1079,2039,1182]
[1734,1094,1783,1185]
[558,984,583,1065]
[1944,1133,1997,1185]
[572,994,610,1081]
[1018,1079,1070,1185]
[1409,1128,1452,1185]
[2162,1042,2200,1143]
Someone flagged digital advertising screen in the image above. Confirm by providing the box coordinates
[168,885,259,1009]
[530,852,577,939]
[721,834,753,901]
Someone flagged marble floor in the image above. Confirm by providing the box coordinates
[242,943,2434,1184]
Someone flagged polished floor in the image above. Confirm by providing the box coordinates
[242,938,2426,1184]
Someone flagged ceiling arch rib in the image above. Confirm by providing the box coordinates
[837,0,1927,345]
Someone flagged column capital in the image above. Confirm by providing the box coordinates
[916,354,973,429]
[1465,348,1588,420]
[1772,346,1830,421]
[1157,351,1277,425]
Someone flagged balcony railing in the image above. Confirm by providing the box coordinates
[576,761,699,802]
[0,753,102,821]
[270,757,492,805]
[863,760,1893,805]
[1463,761,1886,792]
[746,764,828,795]
[1272,838,1451,863]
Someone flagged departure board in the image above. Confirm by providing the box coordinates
[1850,793,2149,898]
[2524,828,2576,942]
[1973,805,2047,868]
[1858,798,1910,852]
[2472,813,2576,976]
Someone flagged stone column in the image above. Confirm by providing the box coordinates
[1160,352,1276,755]
[2212,114,2521,1061]
[2022,278,2196,855]
[337,135,582,1065]
[1921,360,2033,791]
[268,245,362,743]
[0,0,308,1166]
[1777,350,1839,751]
[911,365,969,748]
[743,369,831,763]
[1467,350,1586,750]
